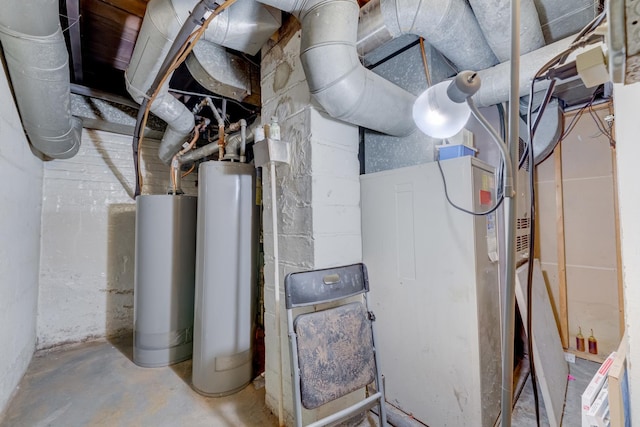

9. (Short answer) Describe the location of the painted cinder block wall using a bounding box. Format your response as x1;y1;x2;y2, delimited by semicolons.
37;130;197;349
260;26;362;424
0;63;43;414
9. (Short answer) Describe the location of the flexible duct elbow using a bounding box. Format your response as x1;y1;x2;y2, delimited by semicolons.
259;0;416;136
0;4;81;159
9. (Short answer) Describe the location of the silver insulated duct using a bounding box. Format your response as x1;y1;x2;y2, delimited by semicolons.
126;0;201;164
257;0;416;136
468;0;545;62
0;0;81;159
380;0;498;71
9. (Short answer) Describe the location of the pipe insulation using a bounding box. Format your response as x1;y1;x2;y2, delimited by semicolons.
473;35;575;107
258;0;416;136
380;0;499;71
0;0;81;159
469;0;545;62
126;0;280;164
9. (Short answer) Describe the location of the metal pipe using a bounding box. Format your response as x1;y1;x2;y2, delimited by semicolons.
473;35;575;107
202;97;226;160
380;0;498;71
179;143;220;164
199;0;281;55
179;117;260;164
127;0;217;169
257;0;416;136
128;0;276;167
0;0;81;158
239;119;247;162
501;0;520;425
468;0;544;62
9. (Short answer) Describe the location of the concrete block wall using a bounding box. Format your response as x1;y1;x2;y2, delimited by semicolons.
261;26;362;425
0;63;43;413
37;129;197;349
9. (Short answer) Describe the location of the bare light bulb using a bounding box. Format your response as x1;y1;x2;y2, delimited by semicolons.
412;80;471;139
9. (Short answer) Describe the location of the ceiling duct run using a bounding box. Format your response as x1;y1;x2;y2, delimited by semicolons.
468;0;546;62
125;0;280;164
257;0;417;136
380;0;498;71
0;0;81;159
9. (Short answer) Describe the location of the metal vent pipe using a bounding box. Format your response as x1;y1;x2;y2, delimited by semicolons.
469;0;545;62
380;0;499;71
0;0;81;159
126;0;280;164
473;35;574;107
257;0;417;136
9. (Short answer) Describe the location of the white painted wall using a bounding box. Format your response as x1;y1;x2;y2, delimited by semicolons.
261;29;361;425
0;65;43;412
536;106;621;356
37;129;196;349
613;83;640;424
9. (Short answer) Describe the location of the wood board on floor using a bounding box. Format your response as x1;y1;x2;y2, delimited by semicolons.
516;259;568;427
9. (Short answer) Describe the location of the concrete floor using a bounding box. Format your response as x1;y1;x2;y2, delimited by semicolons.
0;336;598;427
0;336;277;427
513;356;599;426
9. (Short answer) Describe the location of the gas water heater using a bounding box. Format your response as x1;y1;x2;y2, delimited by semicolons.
192;161;257;396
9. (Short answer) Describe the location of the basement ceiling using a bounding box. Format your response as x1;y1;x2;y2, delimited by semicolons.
60;0;603;111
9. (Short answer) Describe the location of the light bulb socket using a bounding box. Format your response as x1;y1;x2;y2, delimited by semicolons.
447;70;481;103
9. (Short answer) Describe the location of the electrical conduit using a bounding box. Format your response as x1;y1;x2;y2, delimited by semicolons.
468;0;545;62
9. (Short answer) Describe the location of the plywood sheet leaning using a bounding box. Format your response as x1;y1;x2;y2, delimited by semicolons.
516;259;568;427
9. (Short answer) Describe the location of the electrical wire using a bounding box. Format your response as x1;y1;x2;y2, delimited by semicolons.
525;74;541;427
587;101;616;145
559;98;593;142
436;158;504;216
516;10;607;424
